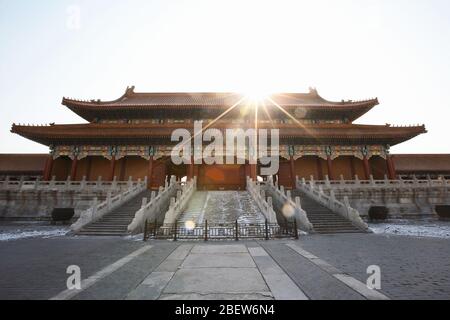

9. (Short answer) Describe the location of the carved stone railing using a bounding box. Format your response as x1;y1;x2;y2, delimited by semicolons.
128;176;180;234
296;177;369;231
246;177;278;224
71;179;147;232
162;177;197;225
301;175;450;217
264;177;313;232
310;174;450;190
0;175;142;192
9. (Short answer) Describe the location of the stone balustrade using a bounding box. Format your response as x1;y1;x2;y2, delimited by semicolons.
71;179;147;232
311;174;449;190
264;177;313;232
128;176;180;234
246;177;278;224
0;175;142;193
301;175;450;217
297;177;369;231
162;177;198;225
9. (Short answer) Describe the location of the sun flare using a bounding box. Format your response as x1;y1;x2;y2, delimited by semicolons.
243;89;271;102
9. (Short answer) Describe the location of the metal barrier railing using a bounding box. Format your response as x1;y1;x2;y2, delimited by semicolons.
143;219;299;241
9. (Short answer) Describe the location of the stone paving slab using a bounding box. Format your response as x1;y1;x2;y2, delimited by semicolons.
163;267;270;295
2;232;450;300
159;293;274;300
126;272;175;300
249;246;308;300
259;241;365;300
191;244;248;254
182;253;256;268
298;234;450;300
286;242;389;300
72;243;178;300
0;237;146;300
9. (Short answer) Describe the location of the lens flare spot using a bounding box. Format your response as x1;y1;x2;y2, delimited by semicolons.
282;203;295;218
185;220;196;230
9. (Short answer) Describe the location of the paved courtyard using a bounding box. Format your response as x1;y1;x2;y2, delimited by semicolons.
0;230;449;300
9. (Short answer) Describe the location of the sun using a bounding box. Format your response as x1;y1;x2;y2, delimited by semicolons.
244;89;270;102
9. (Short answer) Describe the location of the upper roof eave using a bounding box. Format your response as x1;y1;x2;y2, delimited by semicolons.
61;87;379;122
11;123;427;147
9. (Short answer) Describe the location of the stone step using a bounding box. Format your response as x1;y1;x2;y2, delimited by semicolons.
76;189;154;236
307;218;347;221
292;189;364;234
85;225;128;229
77;231;128;236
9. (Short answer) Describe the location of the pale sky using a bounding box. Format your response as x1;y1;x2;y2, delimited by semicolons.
1;0;449;154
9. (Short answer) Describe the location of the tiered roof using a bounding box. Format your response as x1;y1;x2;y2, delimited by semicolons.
11;123;426;146
11;87;426;147
62;87;379;122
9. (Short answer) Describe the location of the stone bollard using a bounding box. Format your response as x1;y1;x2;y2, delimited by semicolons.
286;190;292;201
92;197;98;220
80;176;87;190
107;191;112;208
66;176;71;190
344;196;350;207
330;190;336;201
295;197;302;209
151;191;156;201
141;197;148;208
325;175;331;187
34;178;40;190
50;176;56;188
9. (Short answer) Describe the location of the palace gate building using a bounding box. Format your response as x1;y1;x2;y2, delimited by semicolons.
9;87;431;189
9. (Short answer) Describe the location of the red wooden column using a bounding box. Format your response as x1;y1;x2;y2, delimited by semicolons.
386;155;397;180
250;164;257;181
147;156;154;185
289;156;296;188
350;157;356;179
325;146;334;180
43;155;54;181
147;147;156;188
316;157;324;180
85;157;93;181
326;156;334;180
70;156;78;180
363;156;371;180
109;155;116;181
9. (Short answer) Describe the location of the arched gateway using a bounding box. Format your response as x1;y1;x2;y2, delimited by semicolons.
11;86;426;189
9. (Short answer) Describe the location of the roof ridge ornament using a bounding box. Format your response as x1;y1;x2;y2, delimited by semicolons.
308;87;318;95
125;85;136;96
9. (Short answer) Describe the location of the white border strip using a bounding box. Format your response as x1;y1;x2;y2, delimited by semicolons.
249;246;309;300
286;243;389;300
50;245;153;300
